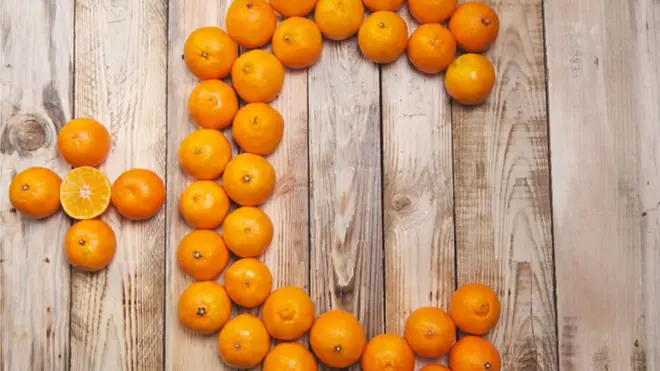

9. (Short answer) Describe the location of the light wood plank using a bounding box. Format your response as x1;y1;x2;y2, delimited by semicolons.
308;35;384;370
71;0;168;369
452;0;557;369
0;0;73;368
381;9;455;370
546;0;659;368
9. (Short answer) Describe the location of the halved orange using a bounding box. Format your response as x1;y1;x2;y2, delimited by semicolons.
60;166;112;220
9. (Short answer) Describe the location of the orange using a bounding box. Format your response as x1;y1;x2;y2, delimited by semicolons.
444;53;496;106
57;117;111;167
8;167;61;219
224;258;273;308
222;153;276;206
408;0;456;24
178;281;232;334
404;307;456;358
448;2;499;52
60;166;111;220
178;129;233;180
362;0;403;11
231;50;285;103
65;219;117;271
272;17;323;69
420;365;451;371
262;286;314;341
358;11;408;64
226;0;277;49
270;0;318;17
361;334;415;371
309;309;366;368
183;26;238;80
111;168;165;220
222;206;274;257
449;335;501;371
263;342;318;371
232;103;284;155
178;181;230;229
217;314;271;368
314;0;364;41
177;230;230;281
407;24;456;74
449;282;501;334
188;79;239;129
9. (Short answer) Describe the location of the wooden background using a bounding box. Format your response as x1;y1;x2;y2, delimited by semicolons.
0;0;658;370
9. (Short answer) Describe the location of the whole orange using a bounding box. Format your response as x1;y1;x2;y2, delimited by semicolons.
309;309;366;368
408;0;457;24
314;0;364;41
111;168;165;220
217;314;271;368
179;181;230;229
226;0;277;49
222;206;274;257
358;11;408;64
420;365;451;371
404;307;456;358
262;286;314;341
232;103;284;155
263;342;318;371
448;2;499;52
222;153;276;206
449;282;500;335
449;335;501;371
183;26;238;80
188;79;239;129
178;281;232;334
65;219;117;271
407;24;456;74
270;0;318;17
9;167;61;219
178;129;233;180
177;230;230;281
362;0;403;11
272;17;323;69
231;50;285;103
361;333;415;371
444;53;496;106
224;258;273;308
57;117;111;167
60;166;112;220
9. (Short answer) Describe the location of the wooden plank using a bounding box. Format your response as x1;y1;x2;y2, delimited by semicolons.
452;0;557;369
381;9;455;370
308;31;384;370
546;0;659;368
0;0;73;369
70;0;167;369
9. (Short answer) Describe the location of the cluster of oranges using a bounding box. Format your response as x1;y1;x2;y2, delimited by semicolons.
8;118;166;271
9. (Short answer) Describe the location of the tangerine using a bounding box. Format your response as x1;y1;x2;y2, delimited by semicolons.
449;335;501;371
448;2;499;52
407;24;456;74
408;0;457;24
232;103;284;155
360;333;415;371
449;282;501;335
272;17;323;69
314;0;364;41
270;0;318;17
177;230;230;281
183;26;238;80
263;342;318;371
222;153;276;206
404;307;456;358
178;181;230;229
231;50;285;103
224;258;273;308
178;281;232;334
226;0;278;49
57;118;111;167
217;314;271;368
309;309;366;368
222;206;274;258
111;168;165;220
9;167;61;219
188;79;239;130
178;129;233;180
65;219;117;271
444;53;496;106
358;11;408;64
362;0;403;11
60;166;112;220
262;286;315;341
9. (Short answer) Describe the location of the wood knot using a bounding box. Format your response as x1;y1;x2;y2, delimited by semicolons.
392;194;412;212
1;113;53;156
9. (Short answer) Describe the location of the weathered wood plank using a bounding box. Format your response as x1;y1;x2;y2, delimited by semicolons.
308;34;384;370
0;0;73;369
546;0;659;368
381;9;455;370
71;0;168;369
452;0;557;369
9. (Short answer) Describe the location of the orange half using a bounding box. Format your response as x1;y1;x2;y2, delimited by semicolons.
60;166;112;220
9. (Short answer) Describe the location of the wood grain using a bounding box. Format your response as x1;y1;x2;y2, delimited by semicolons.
0;0;73;369
452;0;557;369
70;0;167;369
546;0;659;368
308;36;384;370
381;9;455;370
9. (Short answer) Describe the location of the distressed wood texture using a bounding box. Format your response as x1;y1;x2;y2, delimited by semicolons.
381;8;455;370
308;35;384;369
452;0;557;369
0;0;73;369
546;0;660;368
71;0;168;369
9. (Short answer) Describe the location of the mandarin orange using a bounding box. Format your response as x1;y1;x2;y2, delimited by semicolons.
65;219;117;272
9;167;61;219
183;26;238;80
